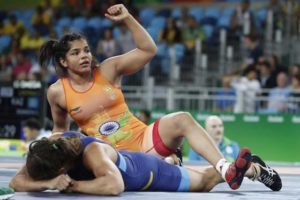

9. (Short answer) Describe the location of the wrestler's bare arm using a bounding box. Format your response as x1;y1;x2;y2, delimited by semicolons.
69;142;124;195
47;81;70;133
9;166;72;192
99;4;157;86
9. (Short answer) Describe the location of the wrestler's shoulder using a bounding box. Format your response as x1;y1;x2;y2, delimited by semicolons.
48;79;64;93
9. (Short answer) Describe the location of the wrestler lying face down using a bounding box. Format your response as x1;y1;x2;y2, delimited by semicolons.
9;131;282;195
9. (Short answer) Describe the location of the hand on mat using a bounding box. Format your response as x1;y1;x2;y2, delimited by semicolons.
105;4;129;22
49;174;73;191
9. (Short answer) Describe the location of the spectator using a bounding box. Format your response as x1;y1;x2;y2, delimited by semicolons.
137;109;151;125
182;15;205;53
0;19;5;35
214;76;236;112
175;6;190;29
115;23;135;54
23;118;51;149
11;26;27;53
243;34;263;65
31;5;52;36
289;64;300;79
257;61;277;109
230;0;255;37
96;28;118;61
0;54;13;81
281;0;300;35
231;65;261;113
266;72;290;113
158;17;182;75
288;74;300;113
189;115;240;163
3;14;24;36
20;31;45;59
265;0;284;32
159;18;182;46
262;54;287;87
267;54;287;75
11;53;32;80
257;61;276;89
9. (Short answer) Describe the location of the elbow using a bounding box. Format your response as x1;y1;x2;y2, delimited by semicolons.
9;178;19;192
149;44;158;56
144;45;157;59
108;179;124;196
110;188;123;196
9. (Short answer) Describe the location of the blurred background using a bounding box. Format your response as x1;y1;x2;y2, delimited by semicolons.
0;0;299;162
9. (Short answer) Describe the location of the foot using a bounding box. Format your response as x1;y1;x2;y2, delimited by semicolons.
225;148;252;190
251;155;282;191
0;187;14;200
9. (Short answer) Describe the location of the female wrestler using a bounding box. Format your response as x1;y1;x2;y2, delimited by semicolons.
10;131;280;195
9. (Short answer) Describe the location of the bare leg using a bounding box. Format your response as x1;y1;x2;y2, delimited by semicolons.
185;162;265;192
142;112;224;166
186;166;223;192
142;112;252;190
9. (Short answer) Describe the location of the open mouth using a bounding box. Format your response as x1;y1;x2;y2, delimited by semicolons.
80;61;90;66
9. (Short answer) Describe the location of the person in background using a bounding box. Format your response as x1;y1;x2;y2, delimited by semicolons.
257;61;277;89
231;65;261;113
230;0;255;38
288;74;300;113
214;76;236;112
256;61;277;109
23;118;51;149
182;15;205;54
3;14;24;36
243;34;263;65
96;27;118;61
289;64;300;80
266;71;290;113
11;52;32;80
189;115;240;163
115;23;135;54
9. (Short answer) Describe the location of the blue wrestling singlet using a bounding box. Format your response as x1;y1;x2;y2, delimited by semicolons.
63;131;190;192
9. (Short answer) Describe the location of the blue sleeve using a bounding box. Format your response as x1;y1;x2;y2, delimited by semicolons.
188;149;204;161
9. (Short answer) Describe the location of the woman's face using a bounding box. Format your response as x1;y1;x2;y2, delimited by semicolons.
61;39;93;75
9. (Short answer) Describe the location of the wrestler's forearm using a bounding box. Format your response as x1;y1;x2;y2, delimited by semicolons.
124;15;157;54
10;173;49;192
71;175;124;195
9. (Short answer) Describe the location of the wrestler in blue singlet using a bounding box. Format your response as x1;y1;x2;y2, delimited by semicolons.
63;131;190;192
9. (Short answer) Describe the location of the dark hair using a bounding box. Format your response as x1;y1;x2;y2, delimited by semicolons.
39;33;87;77
23;118;41;130
293;74;300;82
269;54;279;68
259;61;271;69
243;64;256;76
26;136;82;180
